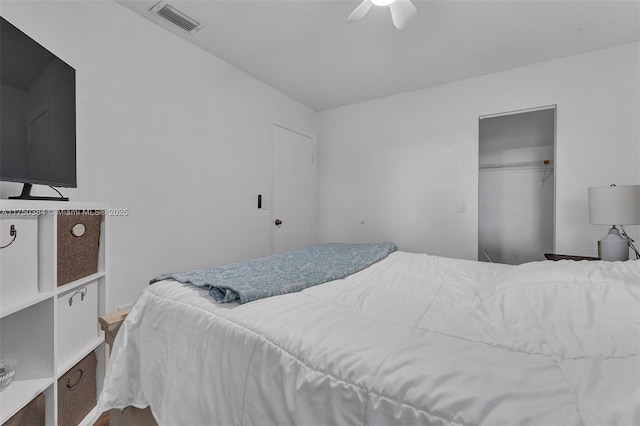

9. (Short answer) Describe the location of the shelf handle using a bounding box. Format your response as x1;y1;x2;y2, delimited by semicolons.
68;287;88;306
70;223;86;237
66;368;84;390
0;224;17;249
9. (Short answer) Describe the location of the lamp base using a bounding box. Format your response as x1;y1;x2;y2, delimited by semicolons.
599;227;629;261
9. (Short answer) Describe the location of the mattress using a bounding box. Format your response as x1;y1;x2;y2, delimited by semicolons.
97;252;640;425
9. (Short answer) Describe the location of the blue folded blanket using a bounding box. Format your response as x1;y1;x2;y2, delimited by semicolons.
150;242;397;304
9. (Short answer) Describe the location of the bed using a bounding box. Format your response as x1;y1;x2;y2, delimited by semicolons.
97;244;640;425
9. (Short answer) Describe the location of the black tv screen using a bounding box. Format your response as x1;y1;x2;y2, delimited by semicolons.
0;17;76;190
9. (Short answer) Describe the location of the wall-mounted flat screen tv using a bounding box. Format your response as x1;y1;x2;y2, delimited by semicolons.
0;16;76;200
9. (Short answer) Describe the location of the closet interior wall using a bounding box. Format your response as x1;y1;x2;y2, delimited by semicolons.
478;107;556;265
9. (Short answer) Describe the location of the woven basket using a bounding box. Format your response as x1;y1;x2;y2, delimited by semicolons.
57;211;102;286
4;392;45;426
58;351;97;426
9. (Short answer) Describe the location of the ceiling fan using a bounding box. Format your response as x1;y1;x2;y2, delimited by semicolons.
347;0;418;29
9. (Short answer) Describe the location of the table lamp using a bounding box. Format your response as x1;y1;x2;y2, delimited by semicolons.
588;184;640;261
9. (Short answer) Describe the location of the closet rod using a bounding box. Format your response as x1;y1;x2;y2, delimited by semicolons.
479;160;553;170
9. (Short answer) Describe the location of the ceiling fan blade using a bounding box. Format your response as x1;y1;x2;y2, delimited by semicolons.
347;0;373;23
389;0;417;29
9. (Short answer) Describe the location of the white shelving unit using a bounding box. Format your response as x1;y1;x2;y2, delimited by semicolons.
0;200;108;426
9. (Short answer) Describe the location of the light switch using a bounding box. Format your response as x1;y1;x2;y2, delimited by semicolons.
457;200;467;213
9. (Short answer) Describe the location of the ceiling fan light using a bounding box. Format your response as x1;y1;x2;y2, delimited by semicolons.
371;0;396;6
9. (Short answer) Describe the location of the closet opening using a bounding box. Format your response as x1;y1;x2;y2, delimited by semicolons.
478;106;556;265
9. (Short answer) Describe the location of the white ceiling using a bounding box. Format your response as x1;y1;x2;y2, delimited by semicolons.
117;0;640;111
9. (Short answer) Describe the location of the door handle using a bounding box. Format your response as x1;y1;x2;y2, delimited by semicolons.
274;219;283;227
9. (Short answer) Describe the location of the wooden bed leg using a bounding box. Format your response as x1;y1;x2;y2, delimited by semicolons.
99;308;131;352
98;309;158;426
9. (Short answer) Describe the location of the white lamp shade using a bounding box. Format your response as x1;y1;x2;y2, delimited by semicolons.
588;185;640;225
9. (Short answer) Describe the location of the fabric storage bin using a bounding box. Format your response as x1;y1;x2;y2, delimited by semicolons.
0;215;38;309
3;392;45;426
57;211;102;286
58;351;96;426
57;282;99;367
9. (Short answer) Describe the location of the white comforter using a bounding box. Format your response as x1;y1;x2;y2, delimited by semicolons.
97;252;640;425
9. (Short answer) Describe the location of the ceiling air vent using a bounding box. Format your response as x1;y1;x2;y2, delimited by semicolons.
150;1;205;34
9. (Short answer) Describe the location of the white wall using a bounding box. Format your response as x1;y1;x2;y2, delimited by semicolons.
317;42;640;259
0;1;316;310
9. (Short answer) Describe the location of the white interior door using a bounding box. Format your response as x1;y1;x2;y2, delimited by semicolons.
271;124;315;254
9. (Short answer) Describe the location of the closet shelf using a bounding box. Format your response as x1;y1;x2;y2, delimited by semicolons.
479;160;554;170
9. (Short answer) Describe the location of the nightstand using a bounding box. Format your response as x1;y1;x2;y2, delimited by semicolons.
544;253;600;261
